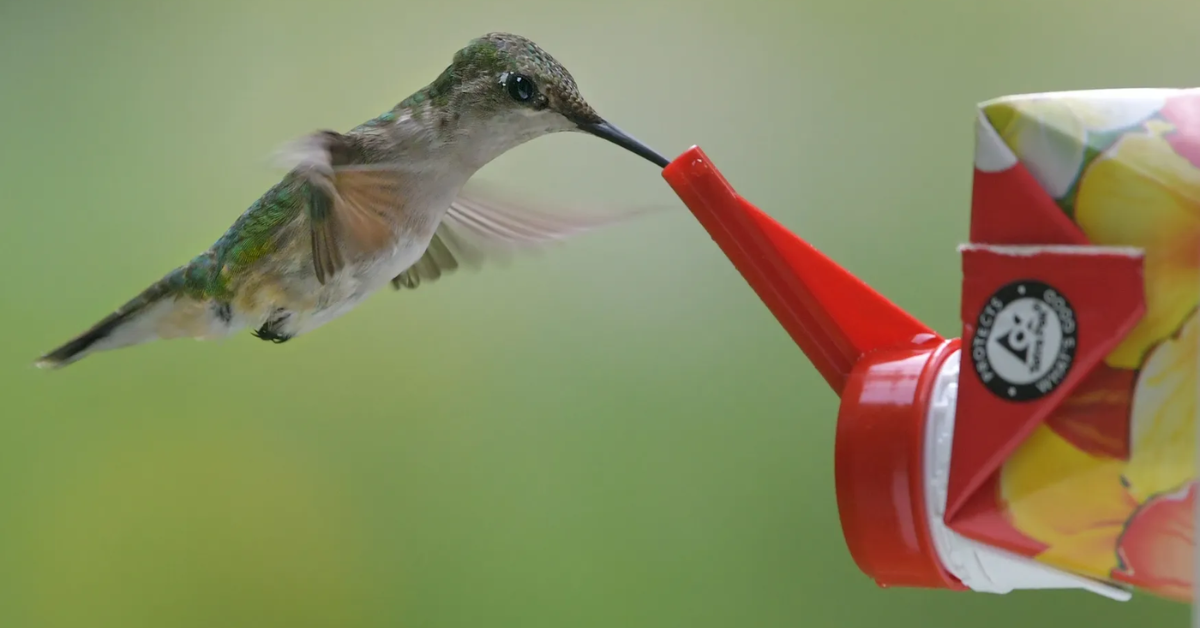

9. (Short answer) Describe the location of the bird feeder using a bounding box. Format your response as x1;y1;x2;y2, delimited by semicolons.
661;88;1200;605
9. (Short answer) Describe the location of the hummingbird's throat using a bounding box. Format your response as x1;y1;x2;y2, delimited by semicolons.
448;108;577;170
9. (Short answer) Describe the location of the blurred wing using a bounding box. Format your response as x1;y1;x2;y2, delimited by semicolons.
390;181;657;291
277;131;402;285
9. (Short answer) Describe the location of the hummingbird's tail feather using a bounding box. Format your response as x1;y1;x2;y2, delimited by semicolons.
35;270;227;369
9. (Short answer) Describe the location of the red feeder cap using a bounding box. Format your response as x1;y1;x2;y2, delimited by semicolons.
834;338;964;589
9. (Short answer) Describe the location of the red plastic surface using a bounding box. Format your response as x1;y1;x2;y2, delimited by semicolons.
662;146;957;589
661;147;939;395
834;338;965;590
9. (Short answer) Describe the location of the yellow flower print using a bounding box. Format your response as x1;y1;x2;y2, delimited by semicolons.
1000;424;1135;579
1074;129;1200;368
1001;310;1198;592
1124;311;1197;502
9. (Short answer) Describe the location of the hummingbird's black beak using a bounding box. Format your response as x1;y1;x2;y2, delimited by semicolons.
577;120;670;168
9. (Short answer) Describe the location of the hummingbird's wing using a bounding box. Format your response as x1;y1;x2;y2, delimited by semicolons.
308;169;404;284
390;181;653;290
278;131;405;284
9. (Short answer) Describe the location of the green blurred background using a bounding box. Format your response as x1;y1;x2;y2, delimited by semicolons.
1;0;1196;626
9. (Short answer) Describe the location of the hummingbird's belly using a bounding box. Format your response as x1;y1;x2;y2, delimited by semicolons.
283;236;430;336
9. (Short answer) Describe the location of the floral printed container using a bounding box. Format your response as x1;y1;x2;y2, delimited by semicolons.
948;88;1199;602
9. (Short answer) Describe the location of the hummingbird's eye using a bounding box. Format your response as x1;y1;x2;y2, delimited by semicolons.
505;74;536;102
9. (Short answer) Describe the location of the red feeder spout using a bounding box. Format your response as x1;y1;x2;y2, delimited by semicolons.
661;147;942;394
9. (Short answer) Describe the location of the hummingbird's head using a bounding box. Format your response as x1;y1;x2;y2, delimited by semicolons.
424;32;669;168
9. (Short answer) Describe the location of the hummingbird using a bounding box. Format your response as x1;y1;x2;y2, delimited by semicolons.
36;32;670;369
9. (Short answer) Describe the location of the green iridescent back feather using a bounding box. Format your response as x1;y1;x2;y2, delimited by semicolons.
169;176;307;301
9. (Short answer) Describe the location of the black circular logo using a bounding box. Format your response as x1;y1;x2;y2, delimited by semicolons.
970;280;1078;402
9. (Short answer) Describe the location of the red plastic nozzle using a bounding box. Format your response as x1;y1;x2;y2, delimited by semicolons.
661;146;940;394
661;146;964;591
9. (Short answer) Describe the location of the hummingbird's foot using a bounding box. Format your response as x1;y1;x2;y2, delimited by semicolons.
251;327;292;343
251;310;293;344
